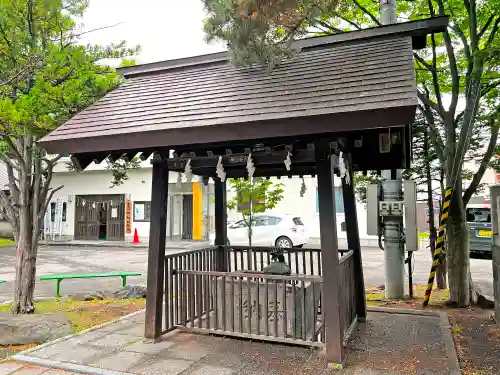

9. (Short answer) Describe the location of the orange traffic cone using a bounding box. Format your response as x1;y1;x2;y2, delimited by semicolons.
131;228;140;244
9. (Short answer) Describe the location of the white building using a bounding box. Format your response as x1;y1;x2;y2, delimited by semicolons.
46;157;373;246
44;154;500;245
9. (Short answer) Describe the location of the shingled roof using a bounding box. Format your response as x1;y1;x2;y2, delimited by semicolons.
40;17;448;155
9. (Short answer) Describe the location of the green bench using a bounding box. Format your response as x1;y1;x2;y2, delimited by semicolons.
40;271;142;297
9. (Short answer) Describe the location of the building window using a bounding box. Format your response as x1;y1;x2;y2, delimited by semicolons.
134;201;152;222
50;202;67;222
50;202;56;222
316;187;344;213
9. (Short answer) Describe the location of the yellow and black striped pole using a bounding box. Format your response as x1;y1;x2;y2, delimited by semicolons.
423;187;453;307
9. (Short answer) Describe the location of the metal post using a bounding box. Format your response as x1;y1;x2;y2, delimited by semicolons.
490;185;500;325
382;174;405;299
380;0;404;299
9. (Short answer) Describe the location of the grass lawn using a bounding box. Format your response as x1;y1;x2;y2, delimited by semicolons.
0;238;15;247
0;298;146;333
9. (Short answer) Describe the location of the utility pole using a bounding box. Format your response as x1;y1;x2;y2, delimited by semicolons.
380;0;404;299
380;0;397;25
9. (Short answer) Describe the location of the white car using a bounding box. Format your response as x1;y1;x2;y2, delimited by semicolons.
210;214;308;248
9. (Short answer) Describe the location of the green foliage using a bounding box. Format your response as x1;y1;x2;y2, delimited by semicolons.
227;178;284;238
203;0;341;66
106;157;141;188
0;0;139;137
353;173;381;203
0;0;138;312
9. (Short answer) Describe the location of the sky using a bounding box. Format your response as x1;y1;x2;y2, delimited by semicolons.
79;0;225;64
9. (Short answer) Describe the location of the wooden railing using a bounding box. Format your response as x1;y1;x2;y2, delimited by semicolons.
338;250;357;337
165;269;323;346
163;246;356;344
223;245;351;276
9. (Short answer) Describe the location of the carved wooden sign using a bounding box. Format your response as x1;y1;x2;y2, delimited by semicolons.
125;200;132;234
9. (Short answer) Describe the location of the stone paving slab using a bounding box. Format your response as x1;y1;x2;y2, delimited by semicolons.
10;308;460;375
0;363;74;375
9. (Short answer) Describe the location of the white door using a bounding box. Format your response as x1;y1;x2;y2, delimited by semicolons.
252;216;274;246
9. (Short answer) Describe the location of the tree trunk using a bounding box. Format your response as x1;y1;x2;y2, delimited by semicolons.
12;188;36;314
247;226;253;269
446;182;470;307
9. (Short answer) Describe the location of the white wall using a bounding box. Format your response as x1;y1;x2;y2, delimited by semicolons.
50;167;197;240
50;163;374;242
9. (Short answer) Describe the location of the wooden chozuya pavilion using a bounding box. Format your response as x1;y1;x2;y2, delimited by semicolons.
40;17;448;367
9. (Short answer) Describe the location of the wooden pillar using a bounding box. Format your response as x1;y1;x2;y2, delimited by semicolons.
145;159;169;340
341;154;367;321
214;178;228;271
315;140;344;367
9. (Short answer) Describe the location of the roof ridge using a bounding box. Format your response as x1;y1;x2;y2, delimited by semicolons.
117;16;448;78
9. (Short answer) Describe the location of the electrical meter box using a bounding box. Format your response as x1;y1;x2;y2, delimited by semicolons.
403;180;418;252
366;181;419;251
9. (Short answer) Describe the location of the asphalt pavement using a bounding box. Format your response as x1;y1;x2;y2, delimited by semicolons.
0;244;493;303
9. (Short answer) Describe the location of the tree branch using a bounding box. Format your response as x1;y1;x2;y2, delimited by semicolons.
430;34;445;112
334;12;361;30
1;135;26;174
413;53;433;71
2;158;20;206
314;20;343;34
436;0;460;116
417;89;446;119
486;16;500;47
352;0;382;26
0;190;17;235
42;186;64;223
449;21;473;78
478;14;495;39
462;111;500;205
418;104;445;163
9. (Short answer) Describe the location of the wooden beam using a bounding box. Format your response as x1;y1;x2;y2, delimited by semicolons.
108;152;125;163
315;139;344;367
70;154;94;171
92;153;109;165
341;153;367;321
166;165;324;178
144;160;169;340
164;150;316;170
123;151;138;162
214;179;228;271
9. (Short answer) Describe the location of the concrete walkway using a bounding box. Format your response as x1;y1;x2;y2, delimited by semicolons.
8;308;460;375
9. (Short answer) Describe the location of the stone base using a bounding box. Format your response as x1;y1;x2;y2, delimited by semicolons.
213;275;320;339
